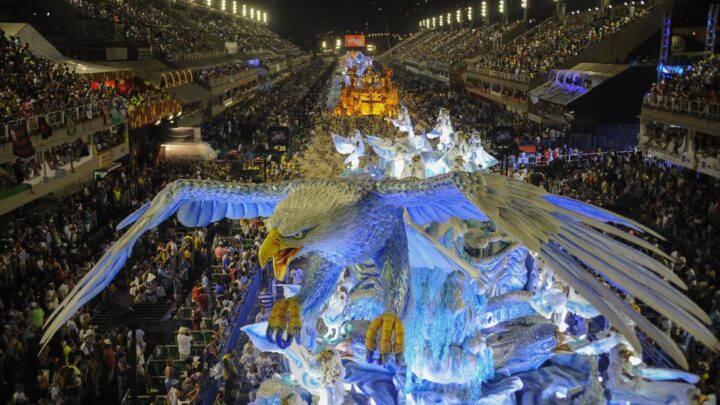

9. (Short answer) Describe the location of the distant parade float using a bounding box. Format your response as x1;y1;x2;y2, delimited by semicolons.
333;52;399;117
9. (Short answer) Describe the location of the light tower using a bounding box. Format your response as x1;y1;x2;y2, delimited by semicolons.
481;1;488;24
554;0;567;20
521;0;528;21
499;0;507;23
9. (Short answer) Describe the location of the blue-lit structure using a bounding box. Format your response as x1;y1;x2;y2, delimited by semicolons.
40;164;719;404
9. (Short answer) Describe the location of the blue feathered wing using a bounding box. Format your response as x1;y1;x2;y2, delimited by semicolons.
375;171;720;370
41;179;291;349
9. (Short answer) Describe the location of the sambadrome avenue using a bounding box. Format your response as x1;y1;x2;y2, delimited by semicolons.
0;0;719;404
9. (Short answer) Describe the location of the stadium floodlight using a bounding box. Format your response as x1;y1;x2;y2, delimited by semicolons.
335;38;341;49
322;40;327;49
467;6;472;21
481;1;487;18
521;0;527;9
439;14;443;26
242;4;247;17
456;9;462;23
426;18;430;27
432;17;436;28
447;12;452;25
263;11;267;23
257;10;262;21
206;0;211;7
250;7;254;19
233;1;237;14
221;0;226;11
499;0;505;13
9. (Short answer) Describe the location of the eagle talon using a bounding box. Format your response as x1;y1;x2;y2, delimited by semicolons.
266;326;277;344
365;313;404;367
277;330;293;349
267;298;302;348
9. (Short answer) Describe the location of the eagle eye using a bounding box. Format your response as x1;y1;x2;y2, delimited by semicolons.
286;229;308;240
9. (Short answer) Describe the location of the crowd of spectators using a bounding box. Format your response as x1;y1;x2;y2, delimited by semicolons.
1;139;90;188
124;86;176;111
92;126;125;152
192;16;297;53
195;63;255;86
65;0;222;58
646;56;720;105
0;28;116;122
470;3;650;80
203;59;335;152
43;139;90;171
390;22;519;65
641;122;720;170
6;158;43;185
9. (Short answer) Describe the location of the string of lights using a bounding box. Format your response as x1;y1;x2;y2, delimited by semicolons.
185;0;268;24
419;4;473;29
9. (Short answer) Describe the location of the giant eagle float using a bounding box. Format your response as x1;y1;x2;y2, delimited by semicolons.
41;171;720;404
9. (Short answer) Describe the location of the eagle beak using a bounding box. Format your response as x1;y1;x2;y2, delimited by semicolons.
259;229;301;281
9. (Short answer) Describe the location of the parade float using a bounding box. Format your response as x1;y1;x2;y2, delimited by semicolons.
333;52;399;118
41;89;718;405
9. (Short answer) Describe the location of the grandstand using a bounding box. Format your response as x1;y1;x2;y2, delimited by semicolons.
0;0;306;213
640;56;720;177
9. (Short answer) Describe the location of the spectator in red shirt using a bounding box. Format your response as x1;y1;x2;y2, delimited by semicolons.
196;287;209;315
191;282;201;303
102;339;116;383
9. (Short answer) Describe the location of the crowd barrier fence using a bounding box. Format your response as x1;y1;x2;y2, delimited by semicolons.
643;94;720;121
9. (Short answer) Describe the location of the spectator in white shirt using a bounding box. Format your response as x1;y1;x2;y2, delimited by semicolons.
176;327;193;360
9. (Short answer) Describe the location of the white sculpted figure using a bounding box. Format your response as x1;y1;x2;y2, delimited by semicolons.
332;130;365;170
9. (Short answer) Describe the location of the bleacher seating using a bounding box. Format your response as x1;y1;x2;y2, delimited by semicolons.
386;22;520;65
190;14;298;52
470;3;653;81
64;0;222;59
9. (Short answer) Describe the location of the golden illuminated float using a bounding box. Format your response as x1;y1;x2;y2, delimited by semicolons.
335;66;398;117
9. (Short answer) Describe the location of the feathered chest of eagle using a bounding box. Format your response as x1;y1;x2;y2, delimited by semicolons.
40;172;719;370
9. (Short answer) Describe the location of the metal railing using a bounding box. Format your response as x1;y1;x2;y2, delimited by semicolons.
166;49;228;62
206;70;258;87
643;94;720;121
466;67;531;84
0;98;125;143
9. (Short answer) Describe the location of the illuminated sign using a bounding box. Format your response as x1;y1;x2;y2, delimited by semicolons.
344;35;366;47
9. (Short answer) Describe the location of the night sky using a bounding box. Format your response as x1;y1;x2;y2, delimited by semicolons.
254;0;717;49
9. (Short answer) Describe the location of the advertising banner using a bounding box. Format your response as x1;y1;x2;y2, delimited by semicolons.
344;35;366;47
